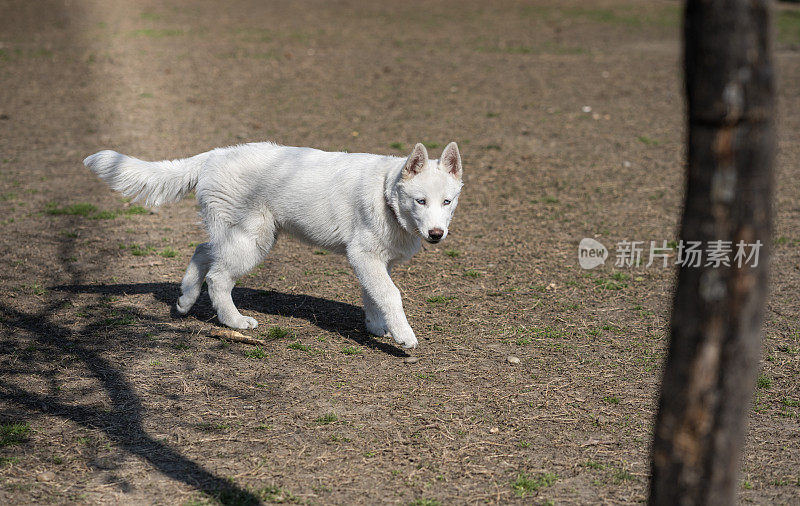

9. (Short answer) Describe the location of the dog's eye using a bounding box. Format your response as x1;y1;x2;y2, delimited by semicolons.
443;199;451;206
415;199;426;205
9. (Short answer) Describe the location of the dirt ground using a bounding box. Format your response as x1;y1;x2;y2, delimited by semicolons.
1;0;799;504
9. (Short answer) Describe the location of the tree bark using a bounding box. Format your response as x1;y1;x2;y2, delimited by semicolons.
649;1;775;505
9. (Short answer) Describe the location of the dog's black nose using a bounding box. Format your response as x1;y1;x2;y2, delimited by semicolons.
428;228;444;242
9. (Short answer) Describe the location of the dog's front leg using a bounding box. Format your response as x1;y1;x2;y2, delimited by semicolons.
347;249;417;349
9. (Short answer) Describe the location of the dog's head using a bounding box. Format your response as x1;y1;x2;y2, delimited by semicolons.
394;142;463;244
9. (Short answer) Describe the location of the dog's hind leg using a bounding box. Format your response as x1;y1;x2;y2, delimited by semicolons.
362;288;389;337
176;242;212;315
206;219;276;329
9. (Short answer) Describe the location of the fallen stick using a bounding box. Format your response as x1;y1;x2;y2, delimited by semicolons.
129;261;163;268
209;328;265;346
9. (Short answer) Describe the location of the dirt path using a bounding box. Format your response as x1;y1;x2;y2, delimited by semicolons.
1;1;799;504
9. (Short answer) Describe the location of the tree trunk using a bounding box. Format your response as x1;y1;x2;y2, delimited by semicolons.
649;1;775;505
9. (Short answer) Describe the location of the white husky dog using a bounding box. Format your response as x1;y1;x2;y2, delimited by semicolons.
84;142;463;349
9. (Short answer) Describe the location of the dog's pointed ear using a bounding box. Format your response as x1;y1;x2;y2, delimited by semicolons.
440;142;462;179
403;143;428;179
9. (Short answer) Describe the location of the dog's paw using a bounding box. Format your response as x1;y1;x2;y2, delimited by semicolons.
175;299;192;315
365;317;390;338
392;328;418;349
221;315;258;330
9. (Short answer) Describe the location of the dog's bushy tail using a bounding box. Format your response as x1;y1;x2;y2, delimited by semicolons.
83;150;205;207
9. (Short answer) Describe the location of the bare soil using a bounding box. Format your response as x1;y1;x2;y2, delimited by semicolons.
1;1;799;504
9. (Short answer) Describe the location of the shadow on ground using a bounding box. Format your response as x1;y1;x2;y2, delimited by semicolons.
0;297;263;504
0;2;263;500
52;282;410;357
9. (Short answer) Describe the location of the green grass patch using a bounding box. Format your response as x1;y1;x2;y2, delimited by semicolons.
781;397;800;408
530;326;565;339
778;10;800;45
234;27;275;42
426;295;456;304
409;500;441;506
129;244;155;256
132;28;184;38
389;142;404;150
160;247;179;258
637;135;660;146
583;460;605;470
341;346;362;355
256;485;304;504
28;283;47;296
513;472;557;497
92;210;117;220
510;325;566;345
445;249;461;258
47;202;149;220
0;422;31;447
315;413;338;425
0;47;57;61
196;422;229;433
0;456;20;466
123;205;148;215
593;277;628;291
288;342;309;352
246;346;267;359
263;326;291;340
101;314;136;327
778;344;799;356
757;374;772;389
46;202;97;217
32;48;55;58
613;468;635;483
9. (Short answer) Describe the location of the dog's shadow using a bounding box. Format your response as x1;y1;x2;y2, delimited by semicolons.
54;282;409;357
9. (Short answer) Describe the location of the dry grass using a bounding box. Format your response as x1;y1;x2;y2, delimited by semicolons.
1;0;799;504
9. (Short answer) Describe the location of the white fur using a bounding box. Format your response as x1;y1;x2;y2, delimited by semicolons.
84;141;463;349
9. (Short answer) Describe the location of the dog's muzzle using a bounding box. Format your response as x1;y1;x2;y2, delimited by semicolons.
426;228;444;243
